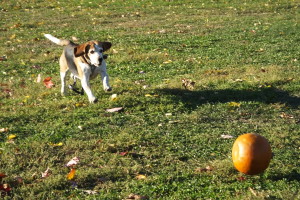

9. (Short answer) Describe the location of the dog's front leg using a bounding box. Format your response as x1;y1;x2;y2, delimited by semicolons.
81;68;97;103
100;62;112;91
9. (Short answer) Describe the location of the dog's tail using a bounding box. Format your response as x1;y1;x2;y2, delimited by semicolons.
44;34;71;46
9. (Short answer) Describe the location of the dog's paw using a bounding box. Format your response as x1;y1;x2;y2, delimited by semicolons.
61;91;67;96
89;97;98;103
105;87;112;92
93;98;98;103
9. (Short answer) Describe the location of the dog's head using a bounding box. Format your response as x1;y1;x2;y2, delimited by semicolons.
74;41;112;66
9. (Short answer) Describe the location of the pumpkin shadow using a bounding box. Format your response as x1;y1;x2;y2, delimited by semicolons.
268;169;300;182
156;86;300;111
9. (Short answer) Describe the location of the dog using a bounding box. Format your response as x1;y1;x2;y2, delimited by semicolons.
44;34;112;103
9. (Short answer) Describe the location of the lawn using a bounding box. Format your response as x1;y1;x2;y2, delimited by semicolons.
0;0;300;199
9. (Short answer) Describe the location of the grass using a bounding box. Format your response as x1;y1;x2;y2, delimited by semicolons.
0;0;300;199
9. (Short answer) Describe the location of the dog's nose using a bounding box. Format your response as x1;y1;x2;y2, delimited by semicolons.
99;58;103;64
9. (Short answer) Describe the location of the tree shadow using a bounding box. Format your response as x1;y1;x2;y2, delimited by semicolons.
156;86;300;110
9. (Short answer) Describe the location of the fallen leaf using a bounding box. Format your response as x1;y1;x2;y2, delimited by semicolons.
71;36;78;42
0;128;9;133
36;74;41;83
110;94;118;101
3;88;13;97
135;174;147;180
279;112;294;119
0;183;11;194
168;120;180;124
145;94;159;97
0;173;6;179
0;56;7;61
233;79;244;82
237;176;246;181
67;168;76;180
6;140;15;144
49;142;63;147
163;59;172;64
182;78;195;90
195;166;213;173
119;152;128;156
106;107;123;113
75;102;86;107
112;49;118;54
221;134;234;139
10;34;16;40
228;102;241;107
19;79;26;88
249;187;258;196
126;193;149;200
83;190;98;195
10;23;21;29
7;134;16;140
41;167;51;178
96;139;103;144
15;176;23;184
43;77;55;88
66;157;80;167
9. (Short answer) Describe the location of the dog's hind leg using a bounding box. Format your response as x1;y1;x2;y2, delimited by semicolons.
68;75;84;95
69;74;77;88
60;70;68;96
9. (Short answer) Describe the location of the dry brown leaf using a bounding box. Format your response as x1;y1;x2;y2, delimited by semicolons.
67;168;76;180
15;176;23;184
125;193;149;200
106;107;123;113
135;174;147;180
83;190;98;195
41;167;51;178
182;78;195;90
36;74;41;83
195;166;213;173
66;157;80;167
221;134;234;139
279;112;294;119
43;77;55;88
249;187;258;196
0;128;9;133
0;56;7;61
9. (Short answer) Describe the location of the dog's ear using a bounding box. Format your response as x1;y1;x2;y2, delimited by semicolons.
74;43;91;57
96;42;112;52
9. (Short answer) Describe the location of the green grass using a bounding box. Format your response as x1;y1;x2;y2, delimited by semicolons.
1;0;300;199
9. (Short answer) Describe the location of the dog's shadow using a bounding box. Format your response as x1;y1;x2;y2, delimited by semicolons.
156;86;300;110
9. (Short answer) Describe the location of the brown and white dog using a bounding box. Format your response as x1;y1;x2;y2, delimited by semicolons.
44;34;112;103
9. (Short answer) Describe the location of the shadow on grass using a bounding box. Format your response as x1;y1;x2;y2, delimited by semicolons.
157;86;300;110
269;169;300;182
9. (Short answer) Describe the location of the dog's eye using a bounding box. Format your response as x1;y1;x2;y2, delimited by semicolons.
90;50;95;54
99;49;103;53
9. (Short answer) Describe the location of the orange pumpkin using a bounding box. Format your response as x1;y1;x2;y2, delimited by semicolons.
232;133;272;175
